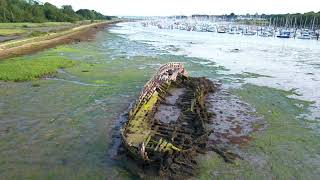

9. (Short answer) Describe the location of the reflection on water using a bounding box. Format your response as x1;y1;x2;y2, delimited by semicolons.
0;23;320;179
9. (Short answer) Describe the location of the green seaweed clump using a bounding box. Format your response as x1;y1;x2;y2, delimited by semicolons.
0;56;76;81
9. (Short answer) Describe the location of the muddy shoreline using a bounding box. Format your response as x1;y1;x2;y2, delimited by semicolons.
0;20;122;60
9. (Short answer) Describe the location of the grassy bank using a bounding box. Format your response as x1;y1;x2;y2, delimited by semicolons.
0;22;72;29
0;55;75;81
0;21;108;49
0;21;99;37
0;22;76;40
0;20;121;59
0;20;118;82
0;29;27;36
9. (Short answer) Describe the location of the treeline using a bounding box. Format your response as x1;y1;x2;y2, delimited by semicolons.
0;0;113;23
234;12;320;29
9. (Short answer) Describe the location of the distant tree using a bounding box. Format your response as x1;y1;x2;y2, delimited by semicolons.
76;9;109;20
0;0;9;22
61;5;74;13
227;13;236;19
31;5;46;22
0;0;113;23
76;9;95;20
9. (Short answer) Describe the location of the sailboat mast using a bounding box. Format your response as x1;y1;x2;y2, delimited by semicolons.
312;16;315;31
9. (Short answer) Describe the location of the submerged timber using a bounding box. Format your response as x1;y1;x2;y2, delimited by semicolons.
121;63;239;177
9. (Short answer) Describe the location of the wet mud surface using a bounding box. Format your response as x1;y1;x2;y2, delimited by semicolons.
154;88;185;123
207;88;266;148
0;35;21;43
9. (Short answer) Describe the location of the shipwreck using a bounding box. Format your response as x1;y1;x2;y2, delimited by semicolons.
121;62;238;177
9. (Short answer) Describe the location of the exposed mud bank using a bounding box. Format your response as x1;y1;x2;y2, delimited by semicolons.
207;87;266;148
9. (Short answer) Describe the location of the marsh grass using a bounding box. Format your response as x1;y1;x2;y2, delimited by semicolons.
28;31;47;37
0;22;72;29
0;56;76;81
0;29;27;36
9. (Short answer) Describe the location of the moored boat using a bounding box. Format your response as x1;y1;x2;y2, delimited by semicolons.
217;26;227;33
277;31;292;38
243;31;256;36
297;30;313;39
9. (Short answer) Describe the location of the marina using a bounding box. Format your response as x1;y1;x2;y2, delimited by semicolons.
139;17;320;40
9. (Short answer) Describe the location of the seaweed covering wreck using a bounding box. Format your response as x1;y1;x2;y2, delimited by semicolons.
121;63;239;177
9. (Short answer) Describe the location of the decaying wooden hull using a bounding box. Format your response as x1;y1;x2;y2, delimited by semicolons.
121;63;220;177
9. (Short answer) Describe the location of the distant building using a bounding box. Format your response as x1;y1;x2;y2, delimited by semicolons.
168;16;188;20
191;14;210;20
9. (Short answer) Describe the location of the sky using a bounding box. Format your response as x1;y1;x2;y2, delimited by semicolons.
43;0;320;16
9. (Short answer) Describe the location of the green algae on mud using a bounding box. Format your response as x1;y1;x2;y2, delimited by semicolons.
0;42;171;179
197;84;320;179
0;44;98;82
0;56;76;81
49;45;85;54
0;80;126;179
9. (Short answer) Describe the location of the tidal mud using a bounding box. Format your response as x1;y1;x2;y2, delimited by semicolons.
207;87;266;148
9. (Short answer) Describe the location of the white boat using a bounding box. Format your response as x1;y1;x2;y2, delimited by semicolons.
206;25;216;32
297;31;313;40
228;27;238;34
217;26;227;33
277;31;291;38
243;31;256;36
259;31;273;37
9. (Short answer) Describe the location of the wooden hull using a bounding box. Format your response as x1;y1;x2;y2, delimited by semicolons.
121;63;217;177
